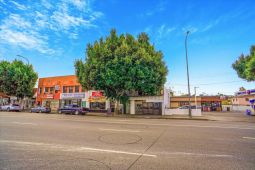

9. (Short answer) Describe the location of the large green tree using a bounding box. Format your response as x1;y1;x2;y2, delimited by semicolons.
232;45;255;81
75;29;168;114
0;59;38;99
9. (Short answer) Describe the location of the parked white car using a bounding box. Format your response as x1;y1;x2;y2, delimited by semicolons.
1;104;22;112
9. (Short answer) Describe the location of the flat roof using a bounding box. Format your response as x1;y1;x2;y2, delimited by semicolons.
39;75;76;79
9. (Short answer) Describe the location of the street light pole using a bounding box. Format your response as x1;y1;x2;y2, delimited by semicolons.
194;86;199;109
17;55;29;65
185;31;192;118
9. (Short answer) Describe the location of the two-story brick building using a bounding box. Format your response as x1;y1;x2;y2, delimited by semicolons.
36;75;85;111
36;75;111;112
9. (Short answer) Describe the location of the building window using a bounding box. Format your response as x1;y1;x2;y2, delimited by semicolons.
69;86;73;93
45;87;49;93
63;86;68;93
39;88;42;94
50;87;54;94
75;86;80;93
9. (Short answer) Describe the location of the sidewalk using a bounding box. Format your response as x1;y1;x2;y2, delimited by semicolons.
86;111;255;122
86;112;211;121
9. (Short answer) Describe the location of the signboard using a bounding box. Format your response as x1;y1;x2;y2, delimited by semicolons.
60;93;85;99
89;91;105;102
236;89;255;96
45;94;54;99
92;91;103;97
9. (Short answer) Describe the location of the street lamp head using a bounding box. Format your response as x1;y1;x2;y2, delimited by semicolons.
186;31;190;35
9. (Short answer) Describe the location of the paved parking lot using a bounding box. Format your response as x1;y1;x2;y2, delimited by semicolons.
0;112;255;170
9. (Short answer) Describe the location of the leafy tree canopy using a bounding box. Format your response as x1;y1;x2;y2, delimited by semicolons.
75;29;168;105
0;59;38;98
232;45;255;81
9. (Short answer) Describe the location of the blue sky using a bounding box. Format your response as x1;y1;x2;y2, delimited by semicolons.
0;0;254;95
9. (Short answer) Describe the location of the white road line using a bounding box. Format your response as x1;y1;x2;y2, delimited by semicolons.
242;137;255;140
0;140;156;158
99;128;140;133
12;122;37;126
163;152;233;158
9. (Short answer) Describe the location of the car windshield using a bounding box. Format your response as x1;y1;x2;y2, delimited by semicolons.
12;104;19;106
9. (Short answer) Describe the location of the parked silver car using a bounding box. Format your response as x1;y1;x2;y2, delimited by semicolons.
1;104;22;112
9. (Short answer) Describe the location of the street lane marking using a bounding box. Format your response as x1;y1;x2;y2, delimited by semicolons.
242;137;255;140
163;152;233;158
99;128;140;133
12;122;37;126
0;140;234;159
0;140;156;158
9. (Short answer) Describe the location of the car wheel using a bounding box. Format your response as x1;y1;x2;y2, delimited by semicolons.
7;108;10;112
75;110;79;115
39;110;42;113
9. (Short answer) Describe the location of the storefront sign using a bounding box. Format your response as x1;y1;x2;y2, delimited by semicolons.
92;91;103;97
89;91;105;102
45;94;54;99
60;93;85;99
236;89;255;96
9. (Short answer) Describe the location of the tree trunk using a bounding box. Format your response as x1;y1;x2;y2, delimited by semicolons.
123;102;126;114
114;100;120;116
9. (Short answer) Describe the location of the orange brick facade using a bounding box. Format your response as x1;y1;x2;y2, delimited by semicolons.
36;75;83;108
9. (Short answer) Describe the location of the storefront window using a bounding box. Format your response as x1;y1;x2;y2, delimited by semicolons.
90;102;106;110
75;86;80;93
60;99;82;108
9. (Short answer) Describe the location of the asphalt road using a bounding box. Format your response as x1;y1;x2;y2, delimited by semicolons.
0;112;255;170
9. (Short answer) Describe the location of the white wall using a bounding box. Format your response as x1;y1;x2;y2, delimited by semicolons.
222;105;252;112
164;109;202;116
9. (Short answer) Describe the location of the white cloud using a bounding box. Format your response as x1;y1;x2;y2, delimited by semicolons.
51;10;93;30
10;0;27;10
139;1;167;18
41;0;53;9
182;26;198;34
142;24;176;44
0;29;54;54
158;25;175;36
67;0;88;10
0;0;104;54
0;14;54;54
2;14;32;29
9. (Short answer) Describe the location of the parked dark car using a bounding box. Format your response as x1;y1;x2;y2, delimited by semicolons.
58;104;88;115
31;106;51;113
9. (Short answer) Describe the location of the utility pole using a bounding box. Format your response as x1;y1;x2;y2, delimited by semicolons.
17;55;29;65
185;31;192;118
194;86;199;109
